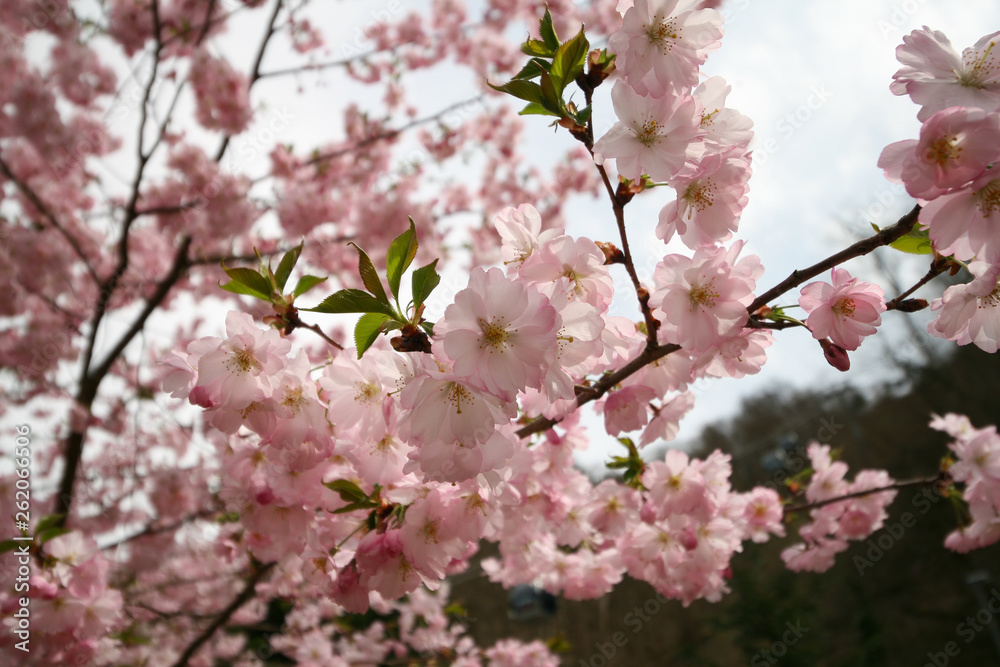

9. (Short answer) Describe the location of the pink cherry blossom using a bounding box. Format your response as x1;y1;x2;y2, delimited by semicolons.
878;106;1000;200
608;0;724;96
436;267;559;399
798;267;886;351
891;27;1000;121
656;149;752;249
927;261;1000;352
920;171;1000;262
592;80;702;182
650;241;762;352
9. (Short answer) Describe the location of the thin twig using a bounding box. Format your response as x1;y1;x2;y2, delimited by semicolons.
213;0;284;163
748;204;922;314
885;259;948;311
0;156;101;285
784;475;941;514
168;561;276;667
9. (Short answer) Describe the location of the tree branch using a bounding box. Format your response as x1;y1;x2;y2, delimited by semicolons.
784;474;942;514
748;204;922;314
0;155;101;285
168;561;276;667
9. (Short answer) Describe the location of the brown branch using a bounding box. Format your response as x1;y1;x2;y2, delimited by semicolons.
885;258;948;311
292;318;344;350
168;561;276;667
784;475;941;514
748;204;922;314
0;155;101;285
516;342;681;438
213;0;284;163
55;237;193;526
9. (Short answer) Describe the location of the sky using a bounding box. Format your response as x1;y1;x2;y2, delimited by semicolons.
62;0;1000;476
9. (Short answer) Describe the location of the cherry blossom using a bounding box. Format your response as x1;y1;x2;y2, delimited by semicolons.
798;267;886;351
878;106;1000;200
592;80;702;182
891;27;1000;121
608;0;724;96
436;267;559;400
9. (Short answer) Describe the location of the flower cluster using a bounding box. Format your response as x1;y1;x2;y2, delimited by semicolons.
932;414;1000;552
879;27;1000;352
780;444;897;573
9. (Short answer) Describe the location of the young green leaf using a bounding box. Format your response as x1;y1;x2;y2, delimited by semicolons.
513;58;550;81
219;279;271;300
518;102;561;117
293;274;327;298
323;479;368;503
411;259;441;311
303;289;396;316
550;26;589;93
355;312;391;358
888;226;934;255
349;242;389;303
537;69;564;115
539;7;559;51
521;38;554;58
274;241;303;292
34;513;66;534
488;79;547;107
385;218;419;298
221;265;275;299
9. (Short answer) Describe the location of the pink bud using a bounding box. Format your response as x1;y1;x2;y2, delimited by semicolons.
819;339;850;372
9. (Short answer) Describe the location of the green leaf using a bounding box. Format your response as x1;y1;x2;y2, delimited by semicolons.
513;58;550;81
293;274;327;297
37;526;70;544
222;265;274;300
889;226;934;255
539;7;559;51
349;242;389;304
331;501;377;515
219;279;270;300
303;289;395;317
274;242;303;292
0;539;21;555
355;312;391;358
537;70;564;115
323;479;367;503
550;26;589;93
521;38;554;58
573;105;592;126
488;79;546;107
385;218;419;299
411;259;441;310
34;513;65;534
518;102;561;117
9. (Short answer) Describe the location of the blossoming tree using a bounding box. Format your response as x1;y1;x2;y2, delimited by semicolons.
1;0;999;665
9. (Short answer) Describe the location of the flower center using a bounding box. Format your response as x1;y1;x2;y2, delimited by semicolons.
684;180;715;212
636;118;661;147
833;297;856;317
925;135;962;166
959;39;998;88
689;281;720;308
354;381;379;405
975;179;1000;216
646;16;680;53
446;382;473;415
282;386;304;411
701;108;720;128
226;348;259;374
479;317;510;350
981;282;1000;309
